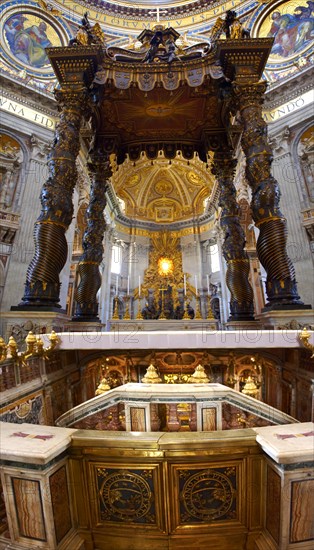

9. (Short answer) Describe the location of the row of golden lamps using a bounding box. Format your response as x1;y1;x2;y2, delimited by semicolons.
0;331;59;365
0;327;312;367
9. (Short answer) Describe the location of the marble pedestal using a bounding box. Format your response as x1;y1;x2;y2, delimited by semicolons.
0;422;84;550
255;308;314;329
108;318;220;332
225;320;263;331
254;422;314;550
0;311;71;342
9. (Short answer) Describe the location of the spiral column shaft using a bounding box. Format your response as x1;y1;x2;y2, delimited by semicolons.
234;83;302;307
20;90;89;308
212;151;254;321
73;153;111;321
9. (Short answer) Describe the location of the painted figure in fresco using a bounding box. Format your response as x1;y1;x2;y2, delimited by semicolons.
5;16;52;67
4;15;27;49
267;2;314;57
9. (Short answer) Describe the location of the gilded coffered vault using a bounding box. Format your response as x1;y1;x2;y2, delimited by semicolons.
112;152;215;223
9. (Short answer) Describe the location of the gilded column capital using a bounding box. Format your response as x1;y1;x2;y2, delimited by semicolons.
87;152;112;181
232;81;268;108
211;152;237;182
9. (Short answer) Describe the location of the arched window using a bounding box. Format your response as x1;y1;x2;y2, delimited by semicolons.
209;244;219;273
111;244;122;274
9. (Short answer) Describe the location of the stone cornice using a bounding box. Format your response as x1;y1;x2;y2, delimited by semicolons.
0;78;57;118
265;67;314;110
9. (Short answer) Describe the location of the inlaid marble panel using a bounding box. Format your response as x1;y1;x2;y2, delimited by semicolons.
130;407;146;431
50;466;72;544
266;466;281;544
290;479;314;543
202;408;216;431
12;477;46;541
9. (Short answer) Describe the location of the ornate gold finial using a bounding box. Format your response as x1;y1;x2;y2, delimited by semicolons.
194;297;203;320
188;364;209;384
69;12;106;46
142;364;162;383
0;336;6;362
206;296;215;320
241;376;258;398
0;330;59;365
299;327;314;358
112;296;119;320
95;377;111;395
136;295;143;319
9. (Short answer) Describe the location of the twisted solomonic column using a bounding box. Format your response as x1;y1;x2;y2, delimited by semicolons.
212;151;254;321
234;83;303;308
73;152;111;321
20;89;90;308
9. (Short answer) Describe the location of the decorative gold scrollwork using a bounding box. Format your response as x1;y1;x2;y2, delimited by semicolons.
299;327;314;358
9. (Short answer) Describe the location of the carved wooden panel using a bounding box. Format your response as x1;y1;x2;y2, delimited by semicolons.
170;462;240;531
90;463;164;532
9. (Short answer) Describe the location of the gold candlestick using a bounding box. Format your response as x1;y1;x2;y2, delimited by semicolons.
182;294;190;319
112;296;119;320
123;295;131;320
159;287;167;320
195;295;202;319
206;295;215;320
136;295;143;319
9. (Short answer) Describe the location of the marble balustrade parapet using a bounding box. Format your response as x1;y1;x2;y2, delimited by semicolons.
253;422;314;466
56;382;297;430
0;421;77;466
1;420;312;469
38;328;314;350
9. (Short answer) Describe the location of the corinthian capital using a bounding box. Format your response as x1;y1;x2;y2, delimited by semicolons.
233;81;267;110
